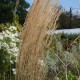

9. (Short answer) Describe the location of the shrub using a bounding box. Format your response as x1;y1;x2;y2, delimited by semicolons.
0;25;20;79
45;33;80;80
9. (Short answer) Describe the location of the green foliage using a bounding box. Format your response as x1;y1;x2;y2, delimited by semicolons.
46;33;80;80
57;9;80;29
0;22;22;32
0;0;30;25
60;71;78;80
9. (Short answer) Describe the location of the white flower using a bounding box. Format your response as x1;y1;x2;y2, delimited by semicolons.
13;53;18;57
13;32;18;37
10;47;19;53
10;33;15;38
2;31;5;34
12;68;16;74
15;38;21;42
1;42;9;49
2;31;9;37
10;60;14;64
0;33;3;40
9;33;18;39
11;38;16;42
10;42;16;47
5;30;11;34
7;49;11;54
12;68;16;72
9;26;17;31
0;25;20;63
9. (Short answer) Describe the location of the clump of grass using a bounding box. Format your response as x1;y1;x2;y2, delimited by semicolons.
16;0;61;80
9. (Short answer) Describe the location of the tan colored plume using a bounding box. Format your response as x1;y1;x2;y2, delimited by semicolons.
16;0;61;80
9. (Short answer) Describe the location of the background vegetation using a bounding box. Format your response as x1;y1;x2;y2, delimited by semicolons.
58;7;80;29
46;33;80;80
0;0;30;25
0;0;30;79
0;0;80;80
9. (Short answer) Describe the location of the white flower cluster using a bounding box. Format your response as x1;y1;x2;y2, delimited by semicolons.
0;26;20;63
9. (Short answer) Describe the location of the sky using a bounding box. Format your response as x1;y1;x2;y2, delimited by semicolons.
26;0;80;11
60;0;80;11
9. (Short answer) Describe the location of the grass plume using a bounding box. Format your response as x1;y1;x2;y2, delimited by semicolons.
16;0;61;80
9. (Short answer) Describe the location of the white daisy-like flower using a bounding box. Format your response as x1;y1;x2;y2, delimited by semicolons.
11;38;16;42
10;60;14;64
14;32;18;37
9;26;17;31
0;33;3;40
15;38;21;42
10;47;19;53
5;30;11;34
2;31;10;37
1;42;9;49
10;42;16;47
12;68;16;74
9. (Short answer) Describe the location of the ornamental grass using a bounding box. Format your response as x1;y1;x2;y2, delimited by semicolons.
16;0;61;80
